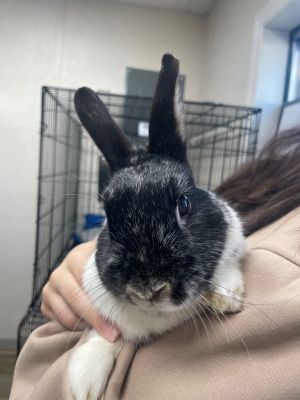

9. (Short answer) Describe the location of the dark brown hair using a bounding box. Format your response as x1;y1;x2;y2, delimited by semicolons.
216;127;300;236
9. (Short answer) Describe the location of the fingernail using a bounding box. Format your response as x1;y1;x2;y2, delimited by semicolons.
107;327;119;342
95;319;120;342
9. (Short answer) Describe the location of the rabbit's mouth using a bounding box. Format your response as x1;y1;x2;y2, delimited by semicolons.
123;282;199;314
125;296;185;316
124;293;202;318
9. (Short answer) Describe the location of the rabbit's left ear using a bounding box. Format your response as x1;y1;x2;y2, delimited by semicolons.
148;54;186;162
74;87;131;173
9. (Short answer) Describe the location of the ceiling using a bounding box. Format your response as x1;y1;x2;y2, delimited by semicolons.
267;0;300;30
108;0;216;15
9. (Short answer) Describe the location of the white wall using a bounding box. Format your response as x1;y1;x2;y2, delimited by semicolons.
202;0;268;105
0;0;205;339
251;0;300;149
202;0;300;151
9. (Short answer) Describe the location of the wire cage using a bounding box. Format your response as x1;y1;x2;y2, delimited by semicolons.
17;86;261;352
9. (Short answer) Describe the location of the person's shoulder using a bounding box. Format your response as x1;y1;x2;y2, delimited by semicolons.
247;207;300;267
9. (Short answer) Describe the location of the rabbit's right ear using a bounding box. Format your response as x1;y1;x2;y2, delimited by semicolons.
74;87;131;173
148;54;186;163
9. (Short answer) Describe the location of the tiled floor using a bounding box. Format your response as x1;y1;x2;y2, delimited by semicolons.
0;350;16;400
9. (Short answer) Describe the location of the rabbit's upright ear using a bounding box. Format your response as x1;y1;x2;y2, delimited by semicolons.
74;87;131;173
148;54;186;162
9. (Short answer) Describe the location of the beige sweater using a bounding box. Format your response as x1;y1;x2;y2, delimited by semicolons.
10;208;300;400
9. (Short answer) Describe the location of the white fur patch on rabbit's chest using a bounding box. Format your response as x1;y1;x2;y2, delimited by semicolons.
68;253;244;400
83;256;187;341
68;257;188;400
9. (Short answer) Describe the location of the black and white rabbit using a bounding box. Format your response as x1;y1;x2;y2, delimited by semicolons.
68;54;245;400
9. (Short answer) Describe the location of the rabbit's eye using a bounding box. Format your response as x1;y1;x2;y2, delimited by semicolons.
177;195;190;217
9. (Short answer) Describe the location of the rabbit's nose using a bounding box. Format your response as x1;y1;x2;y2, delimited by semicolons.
148;283;168;301
128;283;168;302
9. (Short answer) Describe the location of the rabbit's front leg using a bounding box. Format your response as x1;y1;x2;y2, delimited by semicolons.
68;329;122;400
205;262;245;314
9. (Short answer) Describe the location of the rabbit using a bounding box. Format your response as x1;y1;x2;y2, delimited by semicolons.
68;54;245;400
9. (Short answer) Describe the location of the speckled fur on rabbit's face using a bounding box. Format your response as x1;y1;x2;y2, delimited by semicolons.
96;157;228;312
74;54;243;316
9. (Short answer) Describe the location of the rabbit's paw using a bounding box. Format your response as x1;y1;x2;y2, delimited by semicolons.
205;284;244;314
205;265;244;314
68;331;122;400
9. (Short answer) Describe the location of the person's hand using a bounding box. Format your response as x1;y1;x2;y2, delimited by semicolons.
41;240;119;342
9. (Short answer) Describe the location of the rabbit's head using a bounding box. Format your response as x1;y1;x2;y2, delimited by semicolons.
74;54;243;313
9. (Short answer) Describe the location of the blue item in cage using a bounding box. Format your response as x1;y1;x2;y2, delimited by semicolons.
72;232;83;246
83;214;106;230
72;214;106;246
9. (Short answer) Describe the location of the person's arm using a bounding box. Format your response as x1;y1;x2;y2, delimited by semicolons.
41;240;119;342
